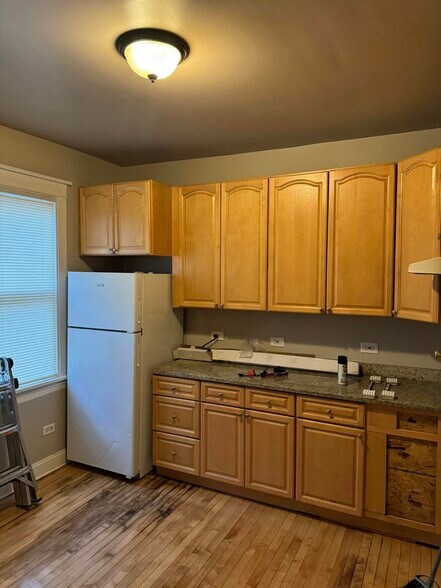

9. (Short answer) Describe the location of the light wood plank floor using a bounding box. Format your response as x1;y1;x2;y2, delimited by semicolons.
0;464;440;587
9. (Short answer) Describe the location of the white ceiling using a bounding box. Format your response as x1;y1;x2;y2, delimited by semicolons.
1;0;440;165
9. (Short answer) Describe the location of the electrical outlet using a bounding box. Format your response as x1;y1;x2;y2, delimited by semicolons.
43;423;56;436
360;342;379;354
270;337;285;347
211;331;224;341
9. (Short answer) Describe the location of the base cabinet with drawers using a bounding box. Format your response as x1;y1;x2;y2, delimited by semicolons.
152;375;441;545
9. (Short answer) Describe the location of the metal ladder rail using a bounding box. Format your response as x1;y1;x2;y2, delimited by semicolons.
0;357;41;508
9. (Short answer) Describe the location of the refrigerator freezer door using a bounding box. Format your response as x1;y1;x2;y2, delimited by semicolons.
67;327;140;477
68;272;142;332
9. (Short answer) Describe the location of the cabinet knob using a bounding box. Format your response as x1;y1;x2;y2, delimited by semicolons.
319;307;325;313
171;386;177;391
266;399;272;408
171;451;177;458
246;413;251;421
214;304;218;308
326;408;334;418
107;247;112;253
218;392;224;399
219;303;224;309
358;434;363;440
326;307;332;313
392;310;397;317
171;415;177;421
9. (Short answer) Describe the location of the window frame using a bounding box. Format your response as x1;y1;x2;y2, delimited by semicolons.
0;164;69;393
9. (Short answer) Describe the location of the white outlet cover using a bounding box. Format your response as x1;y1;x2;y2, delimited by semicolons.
270;337;285;347
360;342;379;354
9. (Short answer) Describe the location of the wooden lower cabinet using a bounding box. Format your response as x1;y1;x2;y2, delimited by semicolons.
153;431;200;475
245;410;294;498
200;403;245;486
366;407;440;531
296;419;364;516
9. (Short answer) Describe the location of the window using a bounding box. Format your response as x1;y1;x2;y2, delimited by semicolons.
0;191;60;388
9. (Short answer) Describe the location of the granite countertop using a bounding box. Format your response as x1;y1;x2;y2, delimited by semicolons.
153;360;441;412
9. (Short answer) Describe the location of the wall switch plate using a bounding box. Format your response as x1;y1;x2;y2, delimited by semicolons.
43;423;55;436
270;337;285;347
211;331;224;341
360;342;379;354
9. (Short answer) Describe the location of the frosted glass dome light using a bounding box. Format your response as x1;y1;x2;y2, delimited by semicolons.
116;29;190;83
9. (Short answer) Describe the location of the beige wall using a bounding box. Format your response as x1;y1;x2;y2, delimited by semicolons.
0;125;126;470
2;124;441;472
120;128;441;185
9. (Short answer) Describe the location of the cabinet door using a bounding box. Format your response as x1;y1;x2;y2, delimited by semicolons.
296;419;364;516
114;181;149;254
268;173;328;313
327;165;395;316
245;410;294;498
201;403;244;486
172;184;221;308
395;149;441;322
221;179;268;310
79;184;113;255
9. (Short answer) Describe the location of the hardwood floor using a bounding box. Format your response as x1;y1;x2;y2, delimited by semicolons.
0;464;439;587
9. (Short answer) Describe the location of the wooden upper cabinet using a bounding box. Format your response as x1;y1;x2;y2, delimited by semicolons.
80;180;171;256
79;184;114;255
327;165;396;316
296;419;364;516
221;178;268;310
268;172;328;313
114;181;171;256
172;183;221;308
394;149;441;323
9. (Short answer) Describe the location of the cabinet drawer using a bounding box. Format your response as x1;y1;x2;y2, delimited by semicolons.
397;412;438;435
386;468;436;526
201;382;245;407
152;376;200;400
388;436;437;477
153;396;200;438
297;396;364;427
153;432;200;475
246;389;295;416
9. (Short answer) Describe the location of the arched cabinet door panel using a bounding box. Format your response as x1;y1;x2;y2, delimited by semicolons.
221;178;268;310
327;165;395;316
268;172;328;313
395;149;441;323
79;184;114;255
172;183;221;308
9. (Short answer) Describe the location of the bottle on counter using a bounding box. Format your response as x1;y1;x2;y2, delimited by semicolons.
337;355;348;386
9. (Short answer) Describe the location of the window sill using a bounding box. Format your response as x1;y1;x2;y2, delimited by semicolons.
17;376;67;402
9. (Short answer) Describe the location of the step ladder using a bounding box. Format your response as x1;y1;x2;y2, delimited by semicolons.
0;357;41;508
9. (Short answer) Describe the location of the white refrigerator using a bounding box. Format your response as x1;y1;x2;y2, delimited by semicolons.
67;272;182;478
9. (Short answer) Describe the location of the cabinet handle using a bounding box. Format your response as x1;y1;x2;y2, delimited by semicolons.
219;304;224;309
392;310;397;317
319;307;325;313
171;451;177;458
326;408;334;418
171;415;177;421
326;307;332;313
112;248;118;254
240;412;245;420
266;399;272;408
246;413;251;421
358;434;363;440
171;386;177;392
218;392;224;399
214;304;219;308
107;247;112;253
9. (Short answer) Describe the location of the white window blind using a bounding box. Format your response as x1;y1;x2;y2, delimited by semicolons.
0;191;59;388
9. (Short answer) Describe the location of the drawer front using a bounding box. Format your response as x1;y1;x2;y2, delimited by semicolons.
297;396;364;427
152;376;200;400
246;389;295;416
386;468;436;526
153;432;200;475
153;396;200;438
397;412;438;435
201;382;245;407
388;436;437;477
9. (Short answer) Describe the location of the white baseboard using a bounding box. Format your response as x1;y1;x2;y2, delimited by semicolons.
0;449;67;501
33;449;67;480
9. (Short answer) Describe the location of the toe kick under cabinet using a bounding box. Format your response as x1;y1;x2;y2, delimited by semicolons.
152;375;441;545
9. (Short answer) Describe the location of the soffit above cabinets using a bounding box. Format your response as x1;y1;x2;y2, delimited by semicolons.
0;0;440;166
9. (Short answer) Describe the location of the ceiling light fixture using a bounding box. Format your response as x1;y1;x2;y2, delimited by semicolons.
115;28;190;83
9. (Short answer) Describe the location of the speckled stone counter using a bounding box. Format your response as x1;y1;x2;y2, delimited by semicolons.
153;360;441;412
